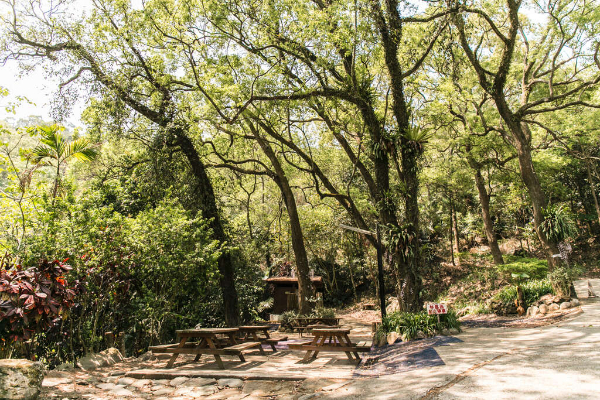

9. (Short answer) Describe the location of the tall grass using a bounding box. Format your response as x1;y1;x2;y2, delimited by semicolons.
378;310;461;341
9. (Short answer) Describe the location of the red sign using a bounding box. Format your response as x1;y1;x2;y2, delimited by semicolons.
427;303;448;315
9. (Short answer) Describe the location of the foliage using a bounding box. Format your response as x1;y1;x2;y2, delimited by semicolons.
0;257;84;350
540;205;578;243
379;310;461;341
490;279;554;308
548;266;581;298
309;307;336;319
497;257;548;281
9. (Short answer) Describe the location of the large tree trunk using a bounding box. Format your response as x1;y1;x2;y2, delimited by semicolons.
450;198;460;256
586;162;600;228
174;129;240;326
493;100;560;267
249;123;313;314
469;162;504;265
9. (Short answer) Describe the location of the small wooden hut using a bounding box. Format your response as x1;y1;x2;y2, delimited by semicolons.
265;276;324;314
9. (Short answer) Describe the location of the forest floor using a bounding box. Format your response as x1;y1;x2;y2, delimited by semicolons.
40;279;600;399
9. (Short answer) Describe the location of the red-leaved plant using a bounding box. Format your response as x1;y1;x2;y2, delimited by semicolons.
0;257;84;342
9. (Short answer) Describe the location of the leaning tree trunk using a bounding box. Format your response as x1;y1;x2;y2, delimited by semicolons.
470;162;504;265
174;129;240;326
450;197;460;257
249;124;313;314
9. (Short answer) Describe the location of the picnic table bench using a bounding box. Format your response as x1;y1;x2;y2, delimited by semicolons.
288;328;372;362
292;317;340;336
237;325;288;352
149;328;261;369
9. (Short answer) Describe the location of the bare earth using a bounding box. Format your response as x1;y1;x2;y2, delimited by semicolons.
40;279;600;399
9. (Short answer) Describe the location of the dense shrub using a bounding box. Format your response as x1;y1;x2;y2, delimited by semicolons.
497;256;548;280
490;279;554;308
378;310;461;341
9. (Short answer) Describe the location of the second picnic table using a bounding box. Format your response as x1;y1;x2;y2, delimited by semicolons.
149;328;261;369
288;328;371;362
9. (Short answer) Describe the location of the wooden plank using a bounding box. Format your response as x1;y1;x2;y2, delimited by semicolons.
288;344;371;352
223;342;261;351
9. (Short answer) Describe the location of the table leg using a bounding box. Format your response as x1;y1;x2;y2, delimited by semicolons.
194;337;208;361
205;337;225;369
301;334;320;362
342;334;360;361
310;335;327;360
253;332;266;355
166;337;188;368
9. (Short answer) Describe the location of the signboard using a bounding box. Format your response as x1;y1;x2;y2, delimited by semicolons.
427;303;447;315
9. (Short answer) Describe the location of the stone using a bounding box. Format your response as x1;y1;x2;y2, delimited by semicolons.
169;376;190;386
0;359;45;400
42;377;72;388
110;387;135;396
322;381;350;391
386;331;399;345
386;297;400;314
96;382;125;390
549;303;560;312
77;348;123;371
217;378;244;388
138;351;156;362
173;386;218;397
539;304;548;314
442;328;451;336
298;395;320;400
205;387;246;400
449;328;460;335
571;298;581;307
242;381;294;397
54;362;74;371
560;301;571;310
130;379;152;388
530;306;539;317
180;377;216;387
153;387;176;396
109;370;126;376
416;331;427;339
117;377;136;386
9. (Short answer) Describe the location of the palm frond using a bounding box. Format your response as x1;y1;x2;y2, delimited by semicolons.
66;139;98;161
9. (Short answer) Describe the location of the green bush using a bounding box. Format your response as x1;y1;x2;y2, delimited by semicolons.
497;257;548;280
311;307;336;319
491;279;554;308
378;310;461;341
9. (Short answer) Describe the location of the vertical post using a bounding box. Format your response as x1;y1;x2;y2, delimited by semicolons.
376;224;386;319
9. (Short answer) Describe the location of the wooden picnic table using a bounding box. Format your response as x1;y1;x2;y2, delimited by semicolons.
288;328;371;363
238;325;288;352
149;328;261;369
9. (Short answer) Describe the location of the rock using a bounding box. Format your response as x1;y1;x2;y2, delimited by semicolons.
217;378;244;388
54;362;74;371
42;377;72;388
181;377;216;387
153;387;176;396
110;387;135;396
0;359;45;400
130;379;152;388
109;370;125;376
560;301;571;310
530;306;539;317
77;348;123;371
322;381;350;391
387;332;399;345
96;382;124;390
449;327;460;335
549;303;560;312
138;351;156;362
173;386;218;397
117;377;136;386
386;297;399;314
571;298;580;307
442;328;451;336
539;304;548;314
416;331;427;339
169;377;190;386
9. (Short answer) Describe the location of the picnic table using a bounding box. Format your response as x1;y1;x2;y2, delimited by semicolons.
237;325;288;352
288;328;372;363
293;317;340;336
149;328;261;369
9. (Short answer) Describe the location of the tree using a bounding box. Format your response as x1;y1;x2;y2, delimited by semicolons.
451;0;600;273
29;125;98;199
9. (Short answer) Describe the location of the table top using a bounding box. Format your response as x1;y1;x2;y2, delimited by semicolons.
237;325;271;331
311;328;350;334
176;328;239;336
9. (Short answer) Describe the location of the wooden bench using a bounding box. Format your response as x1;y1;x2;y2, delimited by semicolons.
264;336;288;351
221;342;262;361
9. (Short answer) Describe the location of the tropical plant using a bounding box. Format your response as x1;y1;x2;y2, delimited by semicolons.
28;125;97;198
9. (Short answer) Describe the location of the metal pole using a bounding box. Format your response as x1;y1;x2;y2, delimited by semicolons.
376;224;386;319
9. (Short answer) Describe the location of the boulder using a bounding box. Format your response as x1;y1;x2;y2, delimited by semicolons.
387;332;399;345
0;359;45;400
548;303;560;312
560;302;571;310
527;306;539;317
416;331;427;339
571;298;580;307
386;297;400;314
77;348;123;371
539;304;548;314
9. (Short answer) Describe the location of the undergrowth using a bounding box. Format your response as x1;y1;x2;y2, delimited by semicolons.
376;310;461;342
